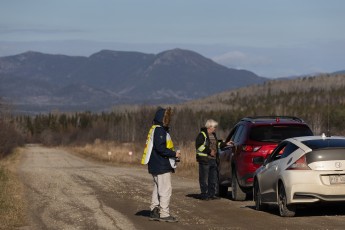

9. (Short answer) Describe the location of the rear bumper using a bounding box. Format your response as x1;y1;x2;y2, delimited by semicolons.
289;184;345;203
282;171;345;204
293;192;345;202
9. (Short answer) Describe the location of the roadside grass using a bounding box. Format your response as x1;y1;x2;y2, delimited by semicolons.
67;139;199;179
0;149;26;230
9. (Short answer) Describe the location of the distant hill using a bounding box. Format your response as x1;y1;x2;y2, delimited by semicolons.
332;70;345;75
0;49;266;113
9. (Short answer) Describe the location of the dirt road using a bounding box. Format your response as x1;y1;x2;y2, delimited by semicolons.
18;145;344;230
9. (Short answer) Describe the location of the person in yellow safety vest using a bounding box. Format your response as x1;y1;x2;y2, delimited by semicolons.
195;119;231;200
144;107;181;223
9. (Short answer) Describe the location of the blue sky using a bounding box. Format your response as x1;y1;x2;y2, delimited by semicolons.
0;0;344;78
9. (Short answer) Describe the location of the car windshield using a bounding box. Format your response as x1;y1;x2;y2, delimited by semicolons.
249;125;313;142
302;139;345;150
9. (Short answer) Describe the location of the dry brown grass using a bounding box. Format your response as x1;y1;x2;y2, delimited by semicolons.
66;139;199;179
0;148;27;230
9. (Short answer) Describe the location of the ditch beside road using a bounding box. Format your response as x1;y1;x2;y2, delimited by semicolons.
18;145;345;230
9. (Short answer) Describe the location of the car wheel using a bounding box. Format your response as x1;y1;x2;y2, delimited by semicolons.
278;183;296;217
254;180;266;211
218;184;228;197
231;172;246;201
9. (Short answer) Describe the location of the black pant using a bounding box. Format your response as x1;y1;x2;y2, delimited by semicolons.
199;158;217;198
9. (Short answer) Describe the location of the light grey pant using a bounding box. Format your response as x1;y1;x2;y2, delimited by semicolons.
150;172;172;218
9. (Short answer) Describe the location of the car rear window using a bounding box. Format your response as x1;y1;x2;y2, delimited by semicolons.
249;125;313;142
302;139;345;150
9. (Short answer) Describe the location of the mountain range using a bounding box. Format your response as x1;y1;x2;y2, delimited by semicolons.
0;48;266;113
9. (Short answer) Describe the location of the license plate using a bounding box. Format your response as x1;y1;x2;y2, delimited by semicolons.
329;175;345;184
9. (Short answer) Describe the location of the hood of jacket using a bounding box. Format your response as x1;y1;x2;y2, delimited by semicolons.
153;107;171;127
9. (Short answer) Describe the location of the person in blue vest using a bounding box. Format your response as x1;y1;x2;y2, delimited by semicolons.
195;119;230;200
147;107;181;222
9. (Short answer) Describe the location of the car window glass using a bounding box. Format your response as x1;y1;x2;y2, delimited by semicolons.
302;139;345;149
249;125;313;143
281;143;299;158
270;142;288;162
233;125;244;143
226;127;237;142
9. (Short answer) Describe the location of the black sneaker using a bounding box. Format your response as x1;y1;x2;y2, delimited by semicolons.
149;207;160;221
209;196;221;200
159;215;178;223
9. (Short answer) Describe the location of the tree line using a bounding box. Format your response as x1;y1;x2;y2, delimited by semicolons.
14;107;235;146
1;74;345;157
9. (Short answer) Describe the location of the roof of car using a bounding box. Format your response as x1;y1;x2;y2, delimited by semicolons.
288;135;345;142
286;135;345;150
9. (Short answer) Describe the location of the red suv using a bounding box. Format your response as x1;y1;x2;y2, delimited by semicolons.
218;116;313;201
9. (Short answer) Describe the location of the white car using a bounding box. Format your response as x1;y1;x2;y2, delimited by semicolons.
253;135;345;217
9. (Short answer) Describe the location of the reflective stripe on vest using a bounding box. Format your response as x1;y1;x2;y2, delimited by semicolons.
166;132;174;151
141;125;160;164
196;131;207;156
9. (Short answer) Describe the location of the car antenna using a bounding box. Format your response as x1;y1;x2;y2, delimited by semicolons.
327;92;331;137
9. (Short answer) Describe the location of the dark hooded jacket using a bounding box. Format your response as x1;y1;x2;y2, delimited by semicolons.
148;108;177;175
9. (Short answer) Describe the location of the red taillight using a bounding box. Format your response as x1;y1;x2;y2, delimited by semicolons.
242;145;261;152
287;155;310;170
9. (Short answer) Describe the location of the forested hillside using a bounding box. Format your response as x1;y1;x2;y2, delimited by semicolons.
4;74;345;150
182;74;345;135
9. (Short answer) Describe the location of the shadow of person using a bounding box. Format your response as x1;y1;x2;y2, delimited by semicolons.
185;193;203;200
135;210;151;217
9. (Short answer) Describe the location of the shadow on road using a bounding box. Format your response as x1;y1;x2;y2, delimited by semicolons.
185;193;203;200
135;210;151;217
245;202;345;217
186;191;253;201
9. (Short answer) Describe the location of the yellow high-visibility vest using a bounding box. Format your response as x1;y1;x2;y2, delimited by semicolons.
196;131;208;157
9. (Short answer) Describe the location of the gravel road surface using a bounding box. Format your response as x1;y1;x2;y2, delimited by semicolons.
18;145;345;230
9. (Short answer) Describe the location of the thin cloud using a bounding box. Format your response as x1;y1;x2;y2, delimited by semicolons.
0;25;83;35
212;51;272;69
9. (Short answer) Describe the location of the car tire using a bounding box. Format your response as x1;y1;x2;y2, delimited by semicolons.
218;184;228;197
231;172;246;201
278;183;296;217
254;180;266;211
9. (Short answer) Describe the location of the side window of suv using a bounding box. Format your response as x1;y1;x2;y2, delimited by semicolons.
225;128;236;142
233;125;245;143
226;126;237;142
